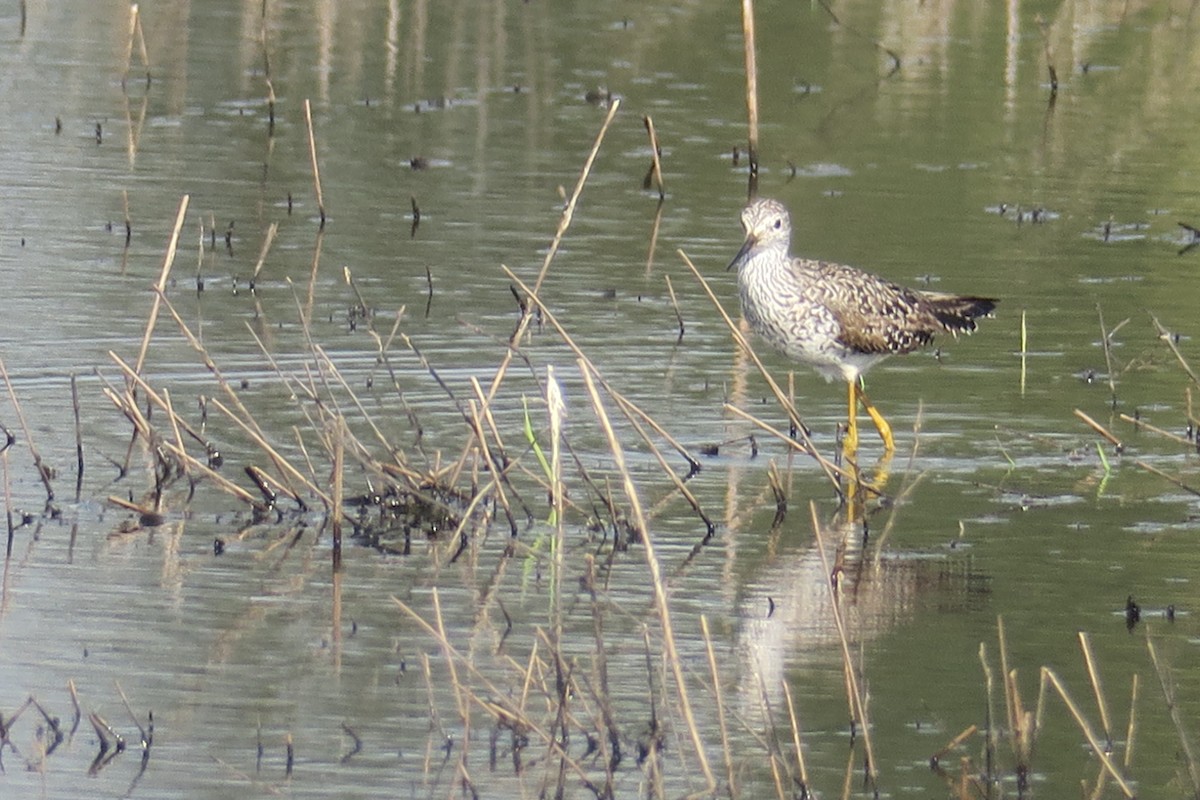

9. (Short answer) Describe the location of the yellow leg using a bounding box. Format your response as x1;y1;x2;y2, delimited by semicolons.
842;380;859;455
858;386;894;452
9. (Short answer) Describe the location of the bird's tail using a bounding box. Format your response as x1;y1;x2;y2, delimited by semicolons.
925;293;998;335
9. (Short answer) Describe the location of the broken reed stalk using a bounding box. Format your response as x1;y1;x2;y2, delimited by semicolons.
699;615;736;796
1152;315;1200;386
1146;633;1200;795
930;725;978;768
1077;631;1113;749
642;115;665;198
678;249;845;493
578;361;716;792
133;195;189;378
1039;668;1134;797
1073;408;1123;452
303;99;326;227
740;0;760;187
0;357;54;502
808;501;878;790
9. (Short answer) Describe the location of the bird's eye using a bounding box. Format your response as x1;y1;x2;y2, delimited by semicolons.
773;219;782;230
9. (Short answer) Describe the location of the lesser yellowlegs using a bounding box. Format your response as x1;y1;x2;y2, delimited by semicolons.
729;197;997;453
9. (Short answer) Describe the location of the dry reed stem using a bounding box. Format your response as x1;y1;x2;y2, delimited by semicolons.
808;501;878;790
98;382;262;509
1077;632;1113;749
303;99;325;227
1123;673;1138;771
664;273;685;341
1096;305;1123;407
781;680;811;792
251;222;279;283
161;388;188;482
1146;633;1200;795
1130;458;1200;498
930;725;977;771
107;349;317;507
1073;409;1123;451
678;250;845;494
1152;315;1200;386
246;315;420;486
1040;668;1134;796
642;115;665;198
699;615;736;796
578;361;716;792
0;357;54;501
740;0;760;186
501;266;708;511
723;403;860;490
645;198;665;277
483;99;620;409
996;616;1037;786
148;290;330;506
133;195;189;378
1118;413;1192;448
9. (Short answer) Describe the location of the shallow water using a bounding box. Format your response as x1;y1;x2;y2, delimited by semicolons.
2;1;1200;798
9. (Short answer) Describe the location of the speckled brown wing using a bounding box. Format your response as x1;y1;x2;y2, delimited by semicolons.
808;261;996;356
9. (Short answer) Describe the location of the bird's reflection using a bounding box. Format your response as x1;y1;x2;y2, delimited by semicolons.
732;468;982;724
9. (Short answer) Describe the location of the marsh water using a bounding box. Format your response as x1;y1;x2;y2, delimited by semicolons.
3;1;1200;798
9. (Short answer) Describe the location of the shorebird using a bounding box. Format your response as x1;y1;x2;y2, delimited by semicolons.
729;197;997;453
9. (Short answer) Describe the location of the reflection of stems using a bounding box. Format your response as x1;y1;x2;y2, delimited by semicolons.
809;501;878;790
580;364;716;791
